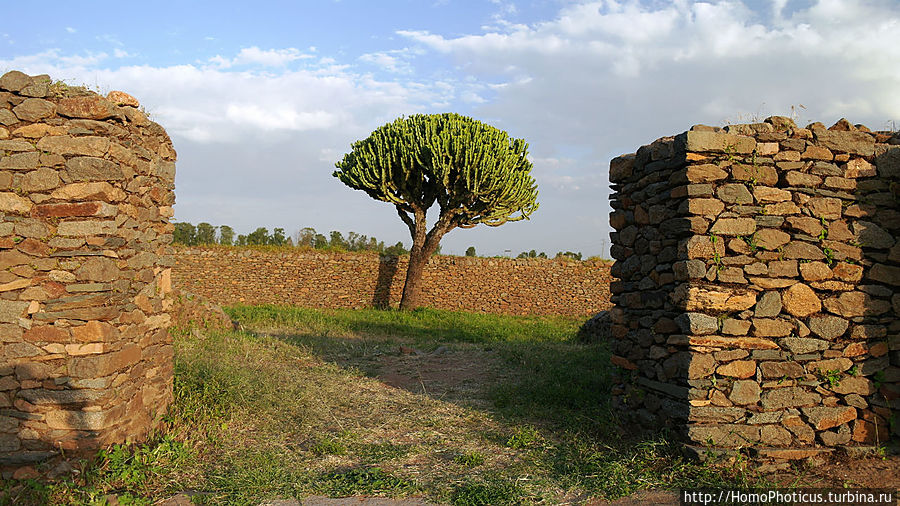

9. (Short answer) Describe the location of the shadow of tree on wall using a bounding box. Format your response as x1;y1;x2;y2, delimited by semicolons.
371;256;400;309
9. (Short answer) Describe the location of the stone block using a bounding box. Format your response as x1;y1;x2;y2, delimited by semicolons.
682;131;756;154
717;360;756;379
802;406;856;431
760;387;821;409
782;283;821;317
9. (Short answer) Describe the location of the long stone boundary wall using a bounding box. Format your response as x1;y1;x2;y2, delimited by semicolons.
608;116;899;459
0;71;176;469
173;247;612;316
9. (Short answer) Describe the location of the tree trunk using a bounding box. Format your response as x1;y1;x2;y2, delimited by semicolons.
398;215;453;311
399;243;428;310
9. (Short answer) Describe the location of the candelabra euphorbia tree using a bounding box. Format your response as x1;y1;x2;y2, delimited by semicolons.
334;113;539;310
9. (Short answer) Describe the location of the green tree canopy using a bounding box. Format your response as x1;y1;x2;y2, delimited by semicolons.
173;222;196;246
196;222;217;245
334;113;538;309
219;225;235;246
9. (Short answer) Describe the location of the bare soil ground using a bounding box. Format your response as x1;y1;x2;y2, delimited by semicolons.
345;341;900;500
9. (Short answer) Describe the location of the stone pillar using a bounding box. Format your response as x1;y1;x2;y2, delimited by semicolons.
609;116;899;458
0;71;176;469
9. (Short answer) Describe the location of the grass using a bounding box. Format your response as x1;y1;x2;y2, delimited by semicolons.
227;304;581;344
2;305;769;505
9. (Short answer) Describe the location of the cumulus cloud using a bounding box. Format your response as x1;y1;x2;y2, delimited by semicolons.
209;46;315;68
396;0;900;255
400;0;900;155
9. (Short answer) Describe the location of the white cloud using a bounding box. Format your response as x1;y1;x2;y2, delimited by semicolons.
65;27;76;34
399;0;900;149
359;51;411;74
209;46;315;69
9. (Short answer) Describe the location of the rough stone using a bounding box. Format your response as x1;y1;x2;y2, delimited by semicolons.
717;184;753;204
832;262;863;283
824;291;891;317
721;319;751;336
831;377;875;396
808;315;849;340
675;312;718;335
753;186;792;202
682;131;755;154
753;292;782;318
808;357;853;373
875;146;900;178
782;283;821;317
754;228;790;251
710;218;756;236
682;235;725;259
0;192;33;214
782;241;825;260
807;197;842;220
56;96;118;120
853;221;894;249
717;360;756;379
759;425;793;446
50;182;126;202
802;406;856;431
813;129;874;156
728;380;760;405
107;90;140;107
752;318;793;337
867;264;900;286
687;424;760;447
12;98;56;122
799;261;832;281
676;285;757;312
760;361;804;378
66;156;125;181
0;71;32;92
761;387;821;410
20;168;61;192
685;198;725;216
684;164;727;183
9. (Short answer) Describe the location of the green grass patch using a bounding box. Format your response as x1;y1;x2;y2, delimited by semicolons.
315;467;417;497
451;476;524;506
226;304;581;344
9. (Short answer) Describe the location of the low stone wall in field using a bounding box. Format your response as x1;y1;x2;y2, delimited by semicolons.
608;116;899;458
173;248;612;316
0;71;176;469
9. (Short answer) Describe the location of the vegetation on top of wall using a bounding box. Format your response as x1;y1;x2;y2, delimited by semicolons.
173;222;411;255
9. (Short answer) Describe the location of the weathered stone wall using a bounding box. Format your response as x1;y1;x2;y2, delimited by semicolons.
173;247;612;316
608;116;899;458
0;71;176;468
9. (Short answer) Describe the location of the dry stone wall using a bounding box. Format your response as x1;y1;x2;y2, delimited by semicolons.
609;116;899;458
0;71;176;468
173;247;612;316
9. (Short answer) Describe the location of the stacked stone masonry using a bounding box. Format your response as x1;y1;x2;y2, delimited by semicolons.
0;71;176;468
609;116;899;457
173;248;612;316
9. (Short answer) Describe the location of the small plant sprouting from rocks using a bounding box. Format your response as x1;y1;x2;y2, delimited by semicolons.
815;368;842;388
823;247;835;266
740;233;758;253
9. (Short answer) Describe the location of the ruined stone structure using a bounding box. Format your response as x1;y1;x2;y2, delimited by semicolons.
0;71;176;467
609;116;899;458
173;247;612;316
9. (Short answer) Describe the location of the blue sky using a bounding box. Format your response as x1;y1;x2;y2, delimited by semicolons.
3;0;899;257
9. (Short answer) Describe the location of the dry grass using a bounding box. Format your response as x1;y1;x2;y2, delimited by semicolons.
3;307;772;505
